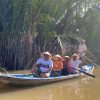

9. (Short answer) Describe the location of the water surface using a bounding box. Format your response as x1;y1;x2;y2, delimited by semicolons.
0;68;100;100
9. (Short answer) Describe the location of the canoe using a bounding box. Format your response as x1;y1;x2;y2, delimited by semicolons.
0;64;94;87
0;73;81;87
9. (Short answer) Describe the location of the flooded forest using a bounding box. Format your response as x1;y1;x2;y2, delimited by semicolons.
0;0;100;70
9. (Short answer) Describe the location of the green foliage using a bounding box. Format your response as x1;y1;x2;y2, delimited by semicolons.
37;14;55;37
46;31;57;38
0;0;100;68
83;6;100;63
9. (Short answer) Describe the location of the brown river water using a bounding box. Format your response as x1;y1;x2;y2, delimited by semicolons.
0;67;100;100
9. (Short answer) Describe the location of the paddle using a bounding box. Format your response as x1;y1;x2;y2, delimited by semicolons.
71;67;95;78
84;56;99;68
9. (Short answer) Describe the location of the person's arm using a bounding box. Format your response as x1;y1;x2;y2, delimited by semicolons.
78;60;86;70
45;67;52;73
81;49;87;54
31;63;40;73
31;58;41;73
67;61;71;72
45;60;53;73
60;62;63;70
78;62;83;68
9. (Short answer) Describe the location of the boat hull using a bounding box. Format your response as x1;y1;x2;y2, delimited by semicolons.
0;74;80;87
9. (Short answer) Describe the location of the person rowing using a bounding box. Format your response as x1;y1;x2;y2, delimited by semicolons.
69;54;83;74
69;54;95;78
77;39;87;62
31;51;53;78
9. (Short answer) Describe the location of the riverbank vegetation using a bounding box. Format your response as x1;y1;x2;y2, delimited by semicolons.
0;0;100;70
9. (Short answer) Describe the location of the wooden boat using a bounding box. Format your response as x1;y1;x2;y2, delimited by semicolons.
0;74;81;87
0;64;94;87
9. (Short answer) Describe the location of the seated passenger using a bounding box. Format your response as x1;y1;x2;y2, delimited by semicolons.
31;51;53;78
61;56;70;75
51;54;63;77
69;54;83;74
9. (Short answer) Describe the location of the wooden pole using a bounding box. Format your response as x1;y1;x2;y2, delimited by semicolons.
84;56;99;68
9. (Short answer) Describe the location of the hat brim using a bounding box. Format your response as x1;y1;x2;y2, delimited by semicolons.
64;56;70;59
54;55;61;59
42;52;51;56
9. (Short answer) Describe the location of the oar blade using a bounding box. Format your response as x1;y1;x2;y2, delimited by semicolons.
81;71;95;78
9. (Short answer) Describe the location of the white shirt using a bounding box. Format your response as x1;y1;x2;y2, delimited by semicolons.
79;44;87;56
79;44;87;53
36;58;53;72
70;59;82;69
